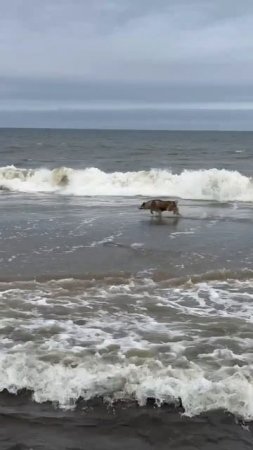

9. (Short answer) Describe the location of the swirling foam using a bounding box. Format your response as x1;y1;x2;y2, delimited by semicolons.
1;277;253;418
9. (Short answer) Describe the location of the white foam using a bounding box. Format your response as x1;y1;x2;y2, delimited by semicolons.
170;230;195;239
1;277;253;418
88;231;122;247
0;165;253;201
1;353;253;419
131;242;144;249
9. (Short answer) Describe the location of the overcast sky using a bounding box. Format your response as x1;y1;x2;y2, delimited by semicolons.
1;0;253;129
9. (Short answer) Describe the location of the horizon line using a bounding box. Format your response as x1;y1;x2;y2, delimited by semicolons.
1;126;253;133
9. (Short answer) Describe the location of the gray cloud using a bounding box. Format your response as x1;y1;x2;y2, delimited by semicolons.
0;0;253;128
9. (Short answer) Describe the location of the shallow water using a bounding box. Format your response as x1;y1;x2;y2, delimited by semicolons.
0;129;253;449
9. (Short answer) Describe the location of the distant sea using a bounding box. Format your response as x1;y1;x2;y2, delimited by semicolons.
0;128;253;450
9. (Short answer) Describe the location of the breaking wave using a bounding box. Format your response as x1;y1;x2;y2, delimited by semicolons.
0;165;253;201
1;276;253;418
2;353;253;419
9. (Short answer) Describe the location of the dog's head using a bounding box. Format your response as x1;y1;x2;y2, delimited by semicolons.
139;201;146;209
170;201;179;215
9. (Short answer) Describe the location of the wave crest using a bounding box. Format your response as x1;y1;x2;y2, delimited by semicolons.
0;165;252;201
1;354;253;419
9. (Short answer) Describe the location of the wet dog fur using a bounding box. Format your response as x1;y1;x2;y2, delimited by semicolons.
139;199;179;216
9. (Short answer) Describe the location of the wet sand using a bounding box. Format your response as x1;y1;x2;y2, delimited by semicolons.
0;392;253;450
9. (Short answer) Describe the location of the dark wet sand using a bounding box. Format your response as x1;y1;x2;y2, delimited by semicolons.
0;393;253;450
0;411;252;450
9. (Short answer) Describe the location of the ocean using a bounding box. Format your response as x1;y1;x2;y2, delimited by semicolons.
0;128;253;449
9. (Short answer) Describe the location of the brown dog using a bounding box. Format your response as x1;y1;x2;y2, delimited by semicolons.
139;199;179;215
